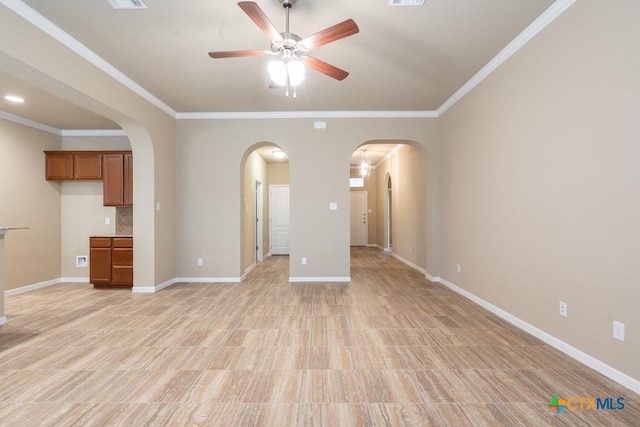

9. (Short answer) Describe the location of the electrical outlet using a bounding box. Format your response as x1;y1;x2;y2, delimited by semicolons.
559;301;568;318
301;257;307;265
105;217;111;225
613;321;625;342
197;258;203;266
456;264;461;274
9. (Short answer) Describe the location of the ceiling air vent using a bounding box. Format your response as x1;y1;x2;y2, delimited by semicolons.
106;0;147;9
389;0;426;6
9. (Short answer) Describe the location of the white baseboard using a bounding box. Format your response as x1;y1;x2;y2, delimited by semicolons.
0;316;6;326
173;277;241;284
131;286;156;294
5;278;62;297
289;277;351;283
242;263;257;280
392;253;427;275
132;277;178;294
59;277;90;283
436;276;640;395
425;273;440;283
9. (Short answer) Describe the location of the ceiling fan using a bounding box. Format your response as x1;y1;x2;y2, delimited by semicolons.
208;1;359;96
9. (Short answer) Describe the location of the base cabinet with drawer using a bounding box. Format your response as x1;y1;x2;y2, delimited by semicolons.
90;236;133;288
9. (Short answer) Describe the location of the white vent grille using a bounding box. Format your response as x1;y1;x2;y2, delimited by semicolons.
106;0;147;9
389;0;426;6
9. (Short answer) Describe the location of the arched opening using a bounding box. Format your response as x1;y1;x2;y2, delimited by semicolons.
349;140;428;273
240;143;290;278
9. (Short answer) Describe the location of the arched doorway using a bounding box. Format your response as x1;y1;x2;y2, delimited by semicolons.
349;140;428;272
240;143;290;278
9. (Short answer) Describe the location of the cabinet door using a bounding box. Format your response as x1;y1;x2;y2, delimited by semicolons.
90;247;111;285
103;154;124;206
124;153;133;206
74;153;102;180
45;152;74;180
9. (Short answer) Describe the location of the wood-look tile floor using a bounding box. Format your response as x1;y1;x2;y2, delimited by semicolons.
1;248;638;426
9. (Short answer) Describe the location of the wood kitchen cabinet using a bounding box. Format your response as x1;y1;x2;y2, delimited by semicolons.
73;153;102;179
45;151;102;180
45;152;74;180
89;237;112;286
111;237;133;285
103;153;133;207
90;236;133;288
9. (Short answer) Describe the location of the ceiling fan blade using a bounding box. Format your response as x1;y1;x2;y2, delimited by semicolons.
238;1;283;42
304;56;349;81
208;50;269;59
300;19;359;50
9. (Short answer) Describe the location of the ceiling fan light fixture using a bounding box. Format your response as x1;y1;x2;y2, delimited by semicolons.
287;59;306;86
268;58;305;87
268;60;288;86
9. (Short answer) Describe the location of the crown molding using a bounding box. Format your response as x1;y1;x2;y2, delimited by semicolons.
437;0;576;116
60;129;127;137
176;110;438;120
0;110;61;135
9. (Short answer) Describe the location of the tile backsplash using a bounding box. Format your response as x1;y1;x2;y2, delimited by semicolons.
116;207;133;235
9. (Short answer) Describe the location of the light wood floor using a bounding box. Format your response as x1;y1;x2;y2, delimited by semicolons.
0;248;638;426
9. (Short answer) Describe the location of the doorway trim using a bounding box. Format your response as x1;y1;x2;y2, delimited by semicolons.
255;180;263;262
385;174;393;254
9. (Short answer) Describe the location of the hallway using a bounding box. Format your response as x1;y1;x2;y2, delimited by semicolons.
0;248;637;425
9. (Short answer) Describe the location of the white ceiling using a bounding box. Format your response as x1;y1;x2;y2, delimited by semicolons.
0;0;560;132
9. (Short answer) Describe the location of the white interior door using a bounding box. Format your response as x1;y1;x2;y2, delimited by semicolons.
269;185;290;255
350;191;368;246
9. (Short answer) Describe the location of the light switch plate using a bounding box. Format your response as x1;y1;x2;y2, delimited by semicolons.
613;321;625;342
329;203;337;210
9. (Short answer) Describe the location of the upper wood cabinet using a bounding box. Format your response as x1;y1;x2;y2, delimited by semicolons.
45;152;74;180
45;150;133;206
74;153;102;179
103;153;133;207
45;151;104;180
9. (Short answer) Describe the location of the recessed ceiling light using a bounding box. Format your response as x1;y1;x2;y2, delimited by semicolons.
272;150;287;159
389;0;426;5
4;95;24;103
106;0;147;9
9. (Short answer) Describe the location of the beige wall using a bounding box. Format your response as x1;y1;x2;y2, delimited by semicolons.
267;163;290;185
59;136;131;278
242;150;268;273
175;118;438;280
439;0;640;379
375;145;428;270
0;120;61;290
